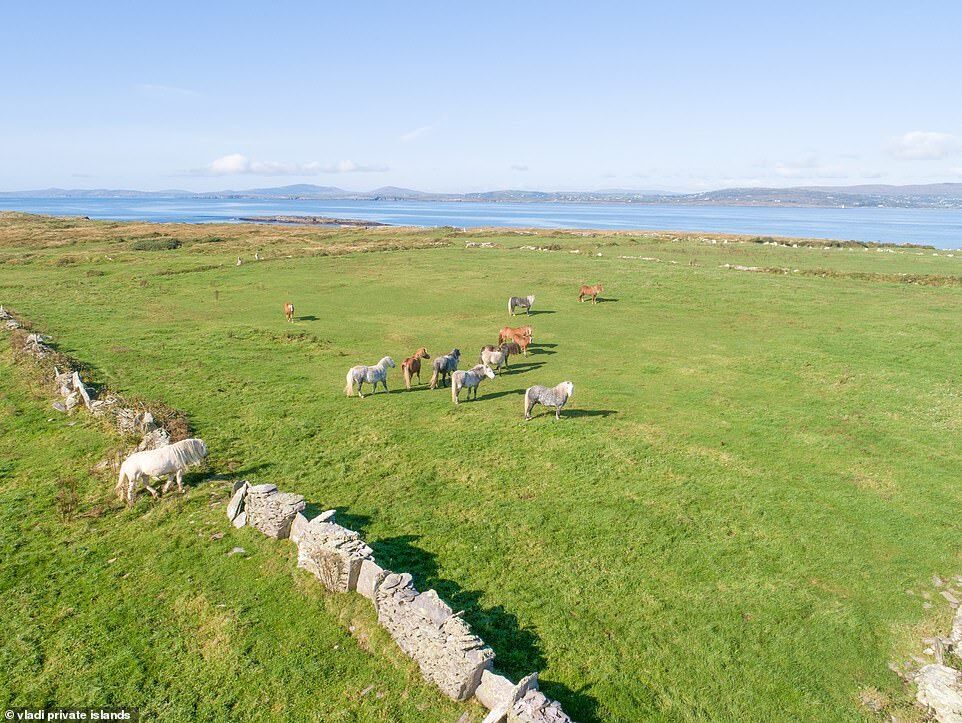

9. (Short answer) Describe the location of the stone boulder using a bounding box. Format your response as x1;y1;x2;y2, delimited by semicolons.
245;484;305;539
375;573;495;701
295;517;372;592
917;664;962;723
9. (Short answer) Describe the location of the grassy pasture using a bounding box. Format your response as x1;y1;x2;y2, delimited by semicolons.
2;213;962;721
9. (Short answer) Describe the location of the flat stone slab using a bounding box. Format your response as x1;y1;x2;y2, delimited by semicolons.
917;664;962;723
356;558;388;601
226;482;249;521
477;671;539;713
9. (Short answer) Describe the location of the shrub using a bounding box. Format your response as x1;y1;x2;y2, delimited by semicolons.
131;238;181;251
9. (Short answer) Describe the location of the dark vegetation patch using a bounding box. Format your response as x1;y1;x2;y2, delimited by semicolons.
131;238;182;251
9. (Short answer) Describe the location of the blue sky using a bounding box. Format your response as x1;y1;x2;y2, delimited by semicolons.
1;1;960;192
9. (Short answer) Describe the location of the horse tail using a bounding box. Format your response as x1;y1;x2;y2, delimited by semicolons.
523;388;532;418
451;374;460;403
429;367;439;389
403;364;412;390
344;370;354;396
115;465;128;497
507;298;513;315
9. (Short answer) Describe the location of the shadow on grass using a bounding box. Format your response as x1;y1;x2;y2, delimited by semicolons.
525;309;556;316
362;532;601;721
502;361;545;375
480;388;527;401
297;315;320;321
527;408;617;420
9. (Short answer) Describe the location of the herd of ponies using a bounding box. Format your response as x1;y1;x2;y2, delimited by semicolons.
118;284;603;504
337;285;604;418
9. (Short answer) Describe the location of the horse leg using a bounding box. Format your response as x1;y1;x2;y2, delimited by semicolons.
127;474;138;506
143;478;160;499
177;469;185;494
382;379;388;393
358;381;364;398
555;406;561;420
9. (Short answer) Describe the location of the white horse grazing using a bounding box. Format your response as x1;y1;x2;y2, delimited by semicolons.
451;364;496;404
345;356;395;397
116;438;208;505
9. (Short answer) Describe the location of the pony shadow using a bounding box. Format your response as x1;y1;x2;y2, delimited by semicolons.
480;388;527;400
529;348;557;356
297;315;320;321
503;361;545;375
526;309;556;316
595;297;618;304
369;534;600;721
562;409;618;419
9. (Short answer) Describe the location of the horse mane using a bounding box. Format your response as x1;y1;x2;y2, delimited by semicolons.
379;356;395;369
165;438;208;466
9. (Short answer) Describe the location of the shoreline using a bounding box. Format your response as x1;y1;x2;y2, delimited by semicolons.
0;210;944;251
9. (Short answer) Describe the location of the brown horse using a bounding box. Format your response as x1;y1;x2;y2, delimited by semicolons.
578;284;603;303
284;301;295;322
498;325;533;345
401;347;431;389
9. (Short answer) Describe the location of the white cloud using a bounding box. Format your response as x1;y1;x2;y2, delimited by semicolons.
890;131;961;160
136;83;200;98
195;154;388;176
400;117;444;143
510;164;529;172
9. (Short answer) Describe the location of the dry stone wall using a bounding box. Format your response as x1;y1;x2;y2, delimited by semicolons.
2;306;573;721
227;481;573;720
3;308;182;455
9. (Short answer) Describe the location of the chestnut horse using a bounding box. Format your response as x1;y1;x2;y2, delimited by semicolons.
284;301;295;322
578;284;603;303
498;325;533;345
497;327;531;357
401;347;431;389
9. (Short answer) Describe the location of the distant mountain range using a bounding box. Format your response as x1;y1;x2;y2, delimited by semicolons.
3;183;962;208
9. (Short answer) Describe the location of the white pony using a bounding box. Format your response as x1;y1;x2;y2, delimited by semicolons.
451;364;496;404
479;344;511;373
344;356;395;397
116;438;208;505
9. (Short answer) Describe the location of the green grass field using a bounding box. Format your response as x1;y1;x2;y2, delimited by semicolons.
3;213;962;721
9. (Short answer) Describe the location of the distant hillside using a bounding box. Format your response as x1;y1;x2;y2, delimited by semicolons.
3;183;962;208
